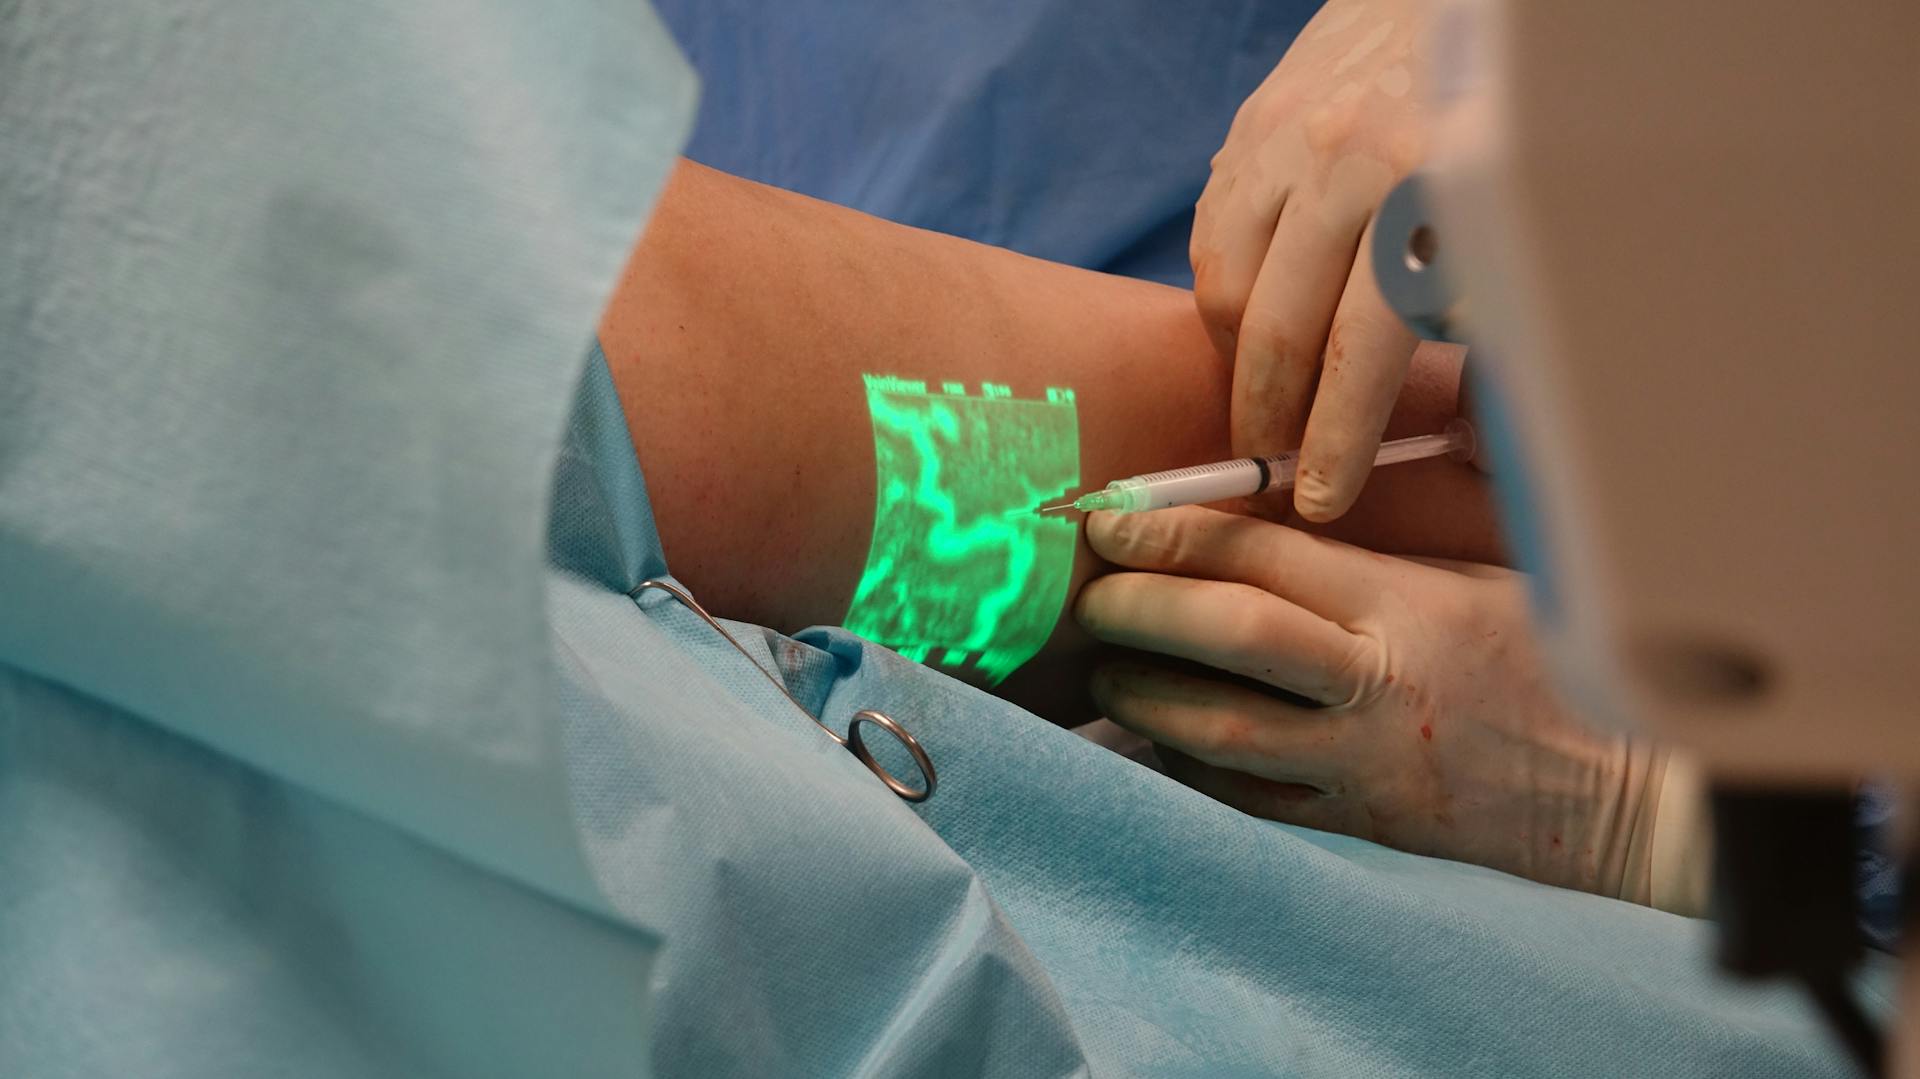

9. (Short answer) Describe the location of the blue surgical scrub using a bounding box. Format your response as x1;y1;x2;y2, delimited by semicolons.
654;0;1316;285
0;1;1890;1076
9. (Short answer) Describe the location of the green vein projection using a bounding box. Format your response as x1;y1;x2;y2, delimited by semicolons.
845;375;1080;686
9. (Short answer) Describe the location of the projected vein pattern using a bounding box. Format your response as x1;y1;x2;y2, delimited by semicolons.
845;375;1080;685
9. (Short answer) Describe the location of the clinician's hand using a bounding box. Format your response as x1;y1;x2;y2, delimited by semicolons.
1193;0;1429;521
1076;507;1675;902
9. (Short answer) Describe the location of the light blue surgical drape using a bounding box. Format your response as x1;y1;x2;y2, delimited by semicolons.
0;2;1888;1076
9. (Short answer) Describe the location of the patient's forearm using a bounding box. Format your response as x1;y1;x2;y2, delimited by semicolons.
598;160;1499;719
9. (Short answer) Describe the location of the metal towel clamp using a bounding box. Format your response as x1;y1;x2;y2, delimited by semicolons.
631;579;936;802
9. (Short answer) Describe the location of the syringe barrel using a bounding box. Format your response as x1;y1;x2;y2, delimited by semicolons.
1091;421;1471;515
1110;454;1298;512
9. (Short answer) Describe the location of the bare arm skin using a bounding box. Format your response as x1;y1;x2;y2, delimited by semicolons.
598;160;1500;722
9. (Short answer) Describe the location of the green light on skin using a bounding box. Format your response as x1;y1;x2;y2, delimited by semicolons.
845;374;1080;685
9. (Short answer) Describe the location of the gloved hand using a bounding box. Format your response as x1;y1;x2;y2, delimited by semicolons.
1192;0;1430;522
1076;506;1697;906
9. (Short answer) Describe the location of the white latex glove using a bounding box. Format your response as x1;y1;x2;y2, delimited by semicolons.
1192;0;1430;522
1076;506;1681;903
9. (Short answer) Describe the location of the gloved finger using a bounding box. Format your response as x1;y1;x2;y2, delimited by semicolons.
1191;161;1287;361
1291;217;1419;522
1077;572;1376;705
1157;748;1371;837
1399;554;1513;580
1085;506;1391;627
1229;197;1368;457
1091;662;1351;785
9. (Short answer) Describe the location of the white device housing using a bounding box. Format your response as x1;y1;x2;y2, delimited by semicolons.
1423;0;1920;780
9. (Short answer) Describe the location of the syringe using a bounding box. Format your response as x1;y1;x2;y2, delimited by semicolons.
1037;418;1475;515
